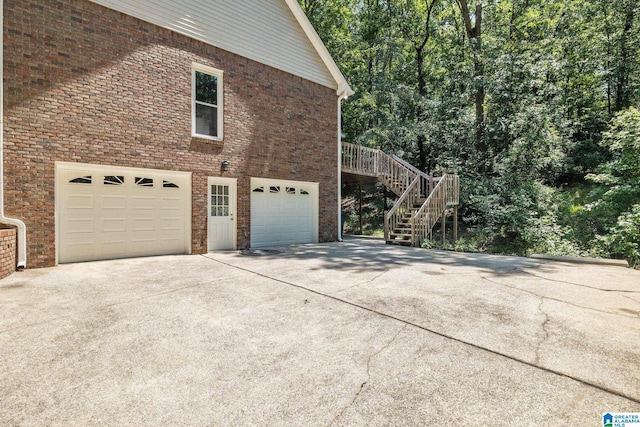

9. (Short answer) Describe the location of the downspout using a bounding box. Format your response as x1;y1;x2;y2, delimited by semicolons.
337;84;350;242
0;0;27;269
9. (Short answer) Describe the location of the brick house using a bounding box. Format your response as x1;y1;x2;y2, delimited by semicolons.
2;0;353;268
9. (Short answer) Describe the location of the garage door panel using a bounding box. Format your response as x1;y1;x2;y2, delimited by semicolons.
57;163;191;263
66;218;95;234
102;196;126;209
161;218;182;230
102;218;126;233
250;178;318;248
132;218;156;232
101;241;128;256
67;195;94;209
161;195;183;204
133;196;155;210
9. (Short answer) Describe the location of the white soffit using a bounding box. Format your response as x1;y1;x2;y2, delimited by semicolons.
88;0;352;95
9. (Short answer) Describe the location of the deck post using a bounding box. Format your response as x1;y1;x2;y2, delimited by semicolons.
453;205;458;244
411;217;416;247
383;186;388;213
358;183;363;235
383;211;388;241
441;210;446;246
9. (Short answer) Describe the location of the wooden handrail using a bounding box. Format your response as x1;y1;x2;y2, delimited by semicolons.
391;154;434;196
377;152;418;196
386;175;420;219
412;173;459;245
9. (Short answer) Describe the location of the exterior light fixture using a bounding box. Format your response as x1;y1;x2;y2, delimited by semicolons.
221;160;229;172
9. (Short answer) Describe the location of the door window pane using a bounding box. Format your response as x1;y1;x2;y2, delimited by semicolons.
211;185;230;217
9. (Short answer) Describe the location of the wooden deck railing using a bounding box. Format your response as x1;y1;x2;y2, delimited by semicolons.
343;142;417;196
342;143;378;176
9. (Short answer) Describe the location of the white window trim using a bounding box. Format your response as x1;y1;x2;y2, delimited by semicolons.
192;63;224;141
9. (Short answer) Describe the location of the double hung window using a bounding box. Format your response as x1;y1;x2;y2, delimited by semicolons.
192;64;223;140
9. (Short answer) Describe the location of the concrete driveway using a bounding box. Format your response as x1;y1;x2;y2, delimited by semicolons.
1;237;639;426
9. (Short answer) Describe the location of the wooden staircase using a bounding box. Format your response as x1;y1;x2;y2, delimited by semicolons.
387;198;426;244
342;142;460;247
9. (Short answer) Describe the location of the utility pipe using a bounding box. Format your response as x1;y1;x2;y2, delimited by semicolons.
337;84;350;242
0;0;27;269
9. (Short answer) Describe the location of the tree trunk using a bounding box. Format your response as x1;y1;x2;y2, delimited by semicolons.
416;2;438;173
417;46;428;173
615;4;635;111
474;59;485;151
601;1;613;115
456;0;485;152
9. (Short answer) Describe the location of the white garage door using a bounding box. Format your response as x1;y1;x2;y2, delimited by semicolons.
250;178;319;248
56;162;191;263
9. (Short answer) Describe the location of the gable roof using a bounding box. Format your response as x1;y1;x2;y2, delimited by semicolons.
88;0;353;96
283;0;354;96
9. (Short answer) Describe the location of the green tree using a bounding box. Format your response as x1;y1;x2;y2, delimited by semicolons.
299;0;640;263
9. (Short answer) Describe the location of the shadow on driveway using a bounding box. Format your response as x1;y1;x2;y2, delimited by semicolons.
234;236;557;276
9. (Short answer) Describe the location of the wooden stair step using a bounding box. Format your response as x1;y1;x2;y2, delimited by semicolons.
389;233;413;240
385;239;413;246
394;224;411;230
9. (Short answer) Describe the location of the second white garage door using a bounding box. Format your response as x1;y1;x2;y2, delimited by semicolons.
56;162;191;263
250;178;319;248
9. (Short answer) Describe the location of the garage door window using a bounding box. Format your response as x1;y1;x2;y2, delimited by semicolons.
135;177;154;187
70;176;92;184
163;180;180;189
104;176;124;185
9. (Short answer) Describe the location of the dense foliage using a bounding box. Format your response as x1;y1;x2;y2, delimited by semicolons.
299;0;640;265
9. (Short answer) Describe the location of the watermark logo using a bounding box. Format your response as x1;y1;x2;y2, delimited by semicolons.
603;413;640;427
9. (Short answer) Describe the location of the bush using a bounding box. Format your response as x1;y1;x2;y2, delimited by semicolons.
608;205;640;267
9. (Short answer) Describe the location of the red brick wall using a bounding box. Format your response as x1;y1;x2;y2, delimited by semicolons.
3;0;339;268
0;229;16;279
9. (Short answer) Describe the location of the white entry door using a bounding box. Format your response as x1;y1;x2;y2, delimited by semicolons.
208;177;237;250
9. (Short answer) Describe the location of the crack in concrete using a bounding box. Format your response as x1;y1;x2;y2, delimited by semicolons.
327;325;407;427
518;269;640;294
618;294;640;309
534;298;551;365
204;255;640;405
480;275;639;319
334;269;388;294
